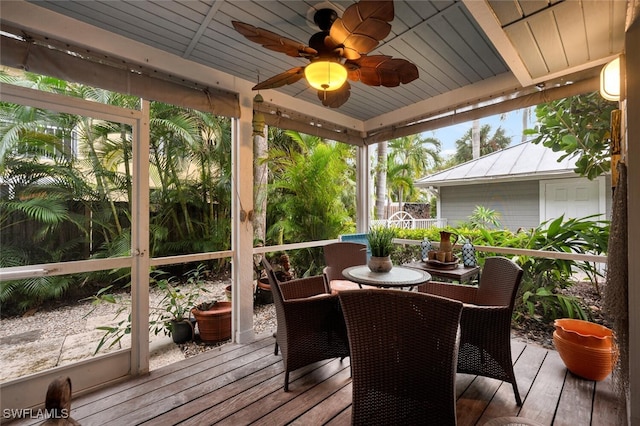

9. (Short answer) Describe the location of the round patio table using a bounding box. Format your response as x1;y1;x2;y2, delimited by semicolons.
342;265;431;290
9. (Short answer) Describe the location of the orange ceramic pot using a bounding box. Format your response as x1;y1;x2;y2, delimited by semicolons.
552;319;617;381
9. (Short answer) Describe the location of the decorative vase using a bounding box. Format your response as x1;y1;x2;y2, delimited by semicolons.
192;301;232;343
368;255;393;273
420;238;432;260
553;319;617;381
461;238;477;266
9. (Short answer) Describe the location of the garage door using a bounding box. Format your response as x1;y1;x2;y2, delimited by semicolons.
540;177;606;223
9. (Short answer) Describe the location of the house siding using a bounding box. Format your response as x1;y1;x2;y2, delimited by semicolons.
440;176;612;232
440;180;540;231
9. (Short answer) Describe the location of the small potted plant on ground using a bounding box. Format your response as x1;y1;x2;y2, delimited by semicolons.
366;225;396;272
88;266;209;352
154;277;201;344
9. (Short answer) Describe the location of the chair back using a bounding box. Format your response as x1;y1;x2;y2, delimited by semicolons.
261;258;287;330
339;234;371;260
339;289;463;425
475;256;524;308
323;242;367;282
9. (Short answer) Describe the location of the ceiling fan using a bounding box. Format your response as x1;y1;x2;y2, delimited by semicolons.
232;0;419;108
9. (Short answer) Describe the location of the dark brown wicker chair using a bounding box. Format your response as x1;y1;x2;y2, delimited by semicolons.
339;289;463;425
322;242;371;293
262;257;350;391
418;256;524;405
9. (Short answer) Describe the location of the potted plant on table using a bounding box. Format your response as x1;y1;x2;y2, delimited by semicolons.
366;225;396;272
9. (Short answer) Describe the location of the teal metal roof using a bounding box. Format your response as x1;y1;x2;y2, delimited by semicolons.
415;141;580;187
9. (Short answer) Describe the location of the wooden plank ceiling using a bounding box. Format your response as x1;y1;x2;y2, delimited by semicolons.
15;0;628;128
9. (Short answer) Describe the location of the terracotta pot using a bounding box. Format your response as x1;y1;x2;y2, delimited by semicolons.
192;301;232;343
552;319;617;381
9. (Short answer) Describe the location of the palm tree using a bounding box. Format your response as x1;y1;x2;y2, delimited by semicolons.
384;161;413;218
454;124;512;163
374;141;387;220
387;134;441;212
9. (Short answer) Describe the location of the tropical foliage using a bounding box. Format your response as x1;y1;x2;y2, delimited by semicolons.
525;92;617;179
468;205;502;229
0;71;232;312
262;130;355;275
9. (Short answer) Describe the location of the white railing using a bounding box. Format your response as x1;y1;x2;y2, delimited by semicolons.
370;218;448;229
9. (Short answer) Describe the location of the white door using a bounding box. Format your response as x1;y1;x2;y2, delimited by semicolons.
540;177;606;224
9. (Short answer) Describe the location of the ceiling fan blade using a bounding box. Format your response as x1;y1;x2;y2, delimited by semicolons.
232;21;317;58
318;82;351;108
348;56;419;87
253;67;305;90
329;1;394;60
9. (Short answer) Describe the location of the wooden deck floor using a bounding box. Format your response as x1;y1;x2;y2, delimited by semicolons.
10;333;623;425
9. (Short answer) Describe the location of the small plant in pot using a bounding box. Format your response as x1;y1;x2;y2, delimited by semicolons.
152;265;211;344
366;225;395;272
87;266;209;352
155;278;201;344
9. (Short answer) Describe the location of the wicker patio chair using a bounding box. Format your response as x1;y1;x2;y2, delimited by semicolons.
339;289;463;425
418;256;524;405
262;258;350;391
323;242;372;293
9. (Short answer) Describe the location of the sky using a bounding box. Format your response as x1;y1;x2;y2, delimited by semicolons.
424;107;534;158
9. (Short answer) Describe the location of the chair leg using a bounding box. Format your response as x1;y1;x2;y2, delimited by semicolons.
274;341;279;355
284;371;290;392
512;380;522;406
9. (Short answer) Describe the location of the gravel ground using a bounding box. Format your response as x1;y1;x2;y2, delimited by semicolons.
0;277;276;374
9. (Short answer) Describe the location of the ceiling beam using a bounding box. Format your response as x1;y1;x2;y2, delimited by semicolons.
363;72;520;133
364;76;599;144
462;0;533;87
183;0;224;58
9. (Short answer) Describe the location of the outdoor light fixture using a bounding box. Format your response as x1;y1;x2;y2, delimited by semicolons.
600;57;620;101
304;60;347;91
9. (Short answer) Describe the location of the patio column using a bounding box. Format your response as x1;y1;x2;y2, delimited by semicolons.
356;144;370;232
625;15;640;426
232;98;256;344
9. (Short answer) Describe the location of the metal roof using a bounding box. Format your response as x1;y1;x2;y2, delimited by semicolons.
415;141;580;187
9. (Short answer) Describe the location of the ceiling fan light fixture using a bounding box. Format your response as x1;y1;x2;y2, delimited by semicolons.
304;60;347;91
